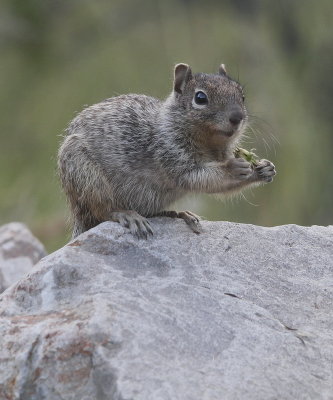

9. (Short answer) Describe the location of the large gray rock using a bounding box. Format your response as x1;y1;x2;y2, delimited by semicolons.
0;223;46;294
0;219;332;399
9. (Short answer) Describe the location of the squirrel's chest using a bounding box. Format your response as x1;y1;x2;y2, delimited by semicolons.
194;131;229;162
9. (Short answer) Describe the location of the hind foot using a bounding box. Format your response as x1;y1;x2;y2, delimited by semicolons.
154;210;203;234
110;210;153;239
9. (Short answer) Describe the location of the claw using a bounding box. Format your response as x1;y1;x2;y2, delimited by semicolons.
254;160;276;183
177;211;203;234
144;220;154;236
152;210;203;234
110;210;153;239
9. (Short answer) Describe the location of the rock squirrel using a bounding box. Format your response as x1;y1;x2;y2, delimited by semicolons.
58;63;276;238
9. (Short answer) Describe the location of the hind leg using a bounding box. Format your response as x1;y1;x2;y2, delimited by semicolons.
72;220;86;239
71;206;101;239
110;210;153;239
153;210;203;234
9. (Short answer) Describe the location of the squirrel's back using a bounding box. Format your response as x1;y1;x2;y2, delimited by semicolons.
67;94;160;158
59;93;182;235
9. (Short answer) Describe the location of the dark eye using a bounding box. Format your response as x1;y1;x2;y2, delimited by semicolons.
194;91;208;105
242;94;245;102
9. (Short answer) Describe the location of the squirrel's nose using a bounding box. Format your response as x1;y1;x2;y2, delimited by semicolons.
229;111;244;126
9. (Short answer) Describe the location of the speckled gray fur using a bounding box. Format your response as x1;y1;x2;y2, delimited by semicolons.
58;64;276;238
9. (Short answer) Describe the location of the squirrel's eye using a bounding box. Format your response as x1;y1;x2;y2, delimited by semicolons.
242;95;245;102
194;91;208;105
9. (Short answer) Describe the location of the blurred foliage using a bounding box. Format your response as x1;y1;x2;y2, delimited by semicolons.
0;0;332;251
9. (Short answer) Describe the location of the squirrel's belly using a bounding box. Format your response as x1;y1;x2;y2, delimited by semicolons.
108;175;183;217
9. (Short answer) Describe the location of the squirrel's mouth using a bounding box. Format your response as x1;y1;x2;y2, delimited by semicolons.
204;121;243;138
222;130;235;137
221;122;245;138
217;127;240;138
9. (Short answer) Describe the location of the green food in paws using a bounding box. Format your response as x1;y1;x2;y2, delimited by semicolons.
234;147;260;166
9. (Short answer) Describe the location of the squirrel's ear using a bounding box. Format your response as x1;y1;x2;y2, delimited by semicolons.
218;64;227;76
174;63;192;94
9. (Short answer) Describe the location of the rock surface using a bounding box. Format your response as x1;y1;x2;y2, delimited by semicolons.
0;219;332;400
0;223;46;294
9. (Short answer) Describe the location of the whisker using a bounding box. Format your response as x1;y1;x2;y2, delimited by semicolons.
244;114;280;158
239;191;259;207
248;114;281;146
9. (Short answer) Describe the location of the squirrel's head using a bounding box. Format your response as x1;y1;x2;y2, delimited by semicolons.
171;63;247;141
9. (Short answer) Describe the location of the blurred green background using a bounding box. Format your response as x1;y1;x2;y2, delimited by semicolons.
1;0;332;252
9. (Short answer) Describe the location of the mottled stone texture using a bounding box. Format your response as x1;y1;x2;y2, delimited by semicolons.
0;219;332;400
0;223;46;294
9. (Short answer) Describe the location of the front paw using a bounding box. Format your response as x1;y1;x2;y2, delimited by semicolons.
225;158;253;181
254;159;276;183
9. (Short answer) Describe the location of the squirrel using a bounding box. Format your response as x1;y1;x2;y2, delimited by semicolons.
58;63;276;239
